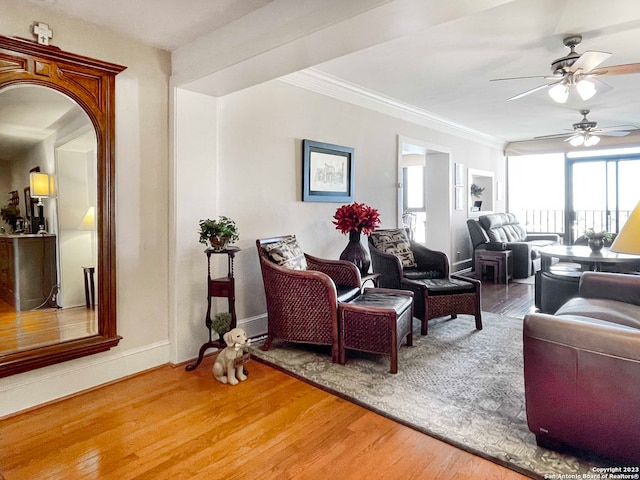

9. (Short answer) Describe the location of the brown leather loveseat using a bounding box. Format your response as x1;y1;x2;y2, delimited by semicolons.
523;272;640;463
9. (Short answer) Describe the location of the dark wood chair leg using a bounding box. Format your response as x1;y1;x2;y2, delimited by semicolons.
261;336;273;351
421;318;429;335
390;347;398;374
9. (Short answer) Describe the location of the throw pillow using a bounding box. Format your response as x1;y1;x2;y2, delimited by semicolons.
263;235;308;270
369;229;417;268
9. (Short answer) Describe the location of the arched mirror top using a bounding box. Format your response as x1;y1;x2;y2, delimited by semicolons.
0;35;125;377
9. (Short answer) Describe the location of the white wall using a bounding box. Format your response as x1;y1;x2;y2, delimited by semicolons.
170;88;218;364
0;0;171;417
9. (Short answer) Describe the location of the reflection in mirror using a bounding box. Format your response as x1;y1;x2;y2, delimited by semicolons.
0;85;97;354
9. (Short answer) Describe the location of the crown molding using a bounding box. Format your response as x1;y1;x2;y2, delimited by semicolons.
280;68;505;150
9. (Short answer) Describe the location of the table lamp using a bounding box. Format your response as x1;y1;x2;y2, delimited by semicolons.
610;201;640;255
29;172;52;234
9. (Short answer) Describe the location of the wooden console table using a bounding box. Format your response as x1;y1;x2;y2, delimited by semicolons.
185;246;240;371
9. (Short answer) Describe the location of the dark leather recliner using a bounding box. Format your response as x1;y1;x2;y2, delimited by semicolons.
523;272;640;463
467;213;559;278
368;228;482;335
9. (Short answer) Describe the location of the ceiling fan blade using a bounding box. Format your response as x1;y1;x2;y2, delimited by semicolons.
569;50;612;73
507;82;557;101
490;75;554;82
590;62;640;76
533;132;574;140
599;124;638;132
599;130;631;137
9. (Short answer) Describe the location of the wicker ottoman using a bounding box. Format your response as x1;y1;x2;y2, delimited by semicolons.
338;288;414;373
410;277;482;335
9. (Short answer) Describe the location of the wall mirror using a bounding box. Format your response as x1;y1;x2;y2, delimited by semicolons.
0;35;125;377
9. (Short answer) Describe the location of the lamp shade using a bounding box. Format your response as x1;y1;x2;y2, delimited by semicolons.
569;135;584;147
584;135;600;147
549;83;569;103
30;172;51;197
610;201;640;255
576;79;596;101
78;206;95;230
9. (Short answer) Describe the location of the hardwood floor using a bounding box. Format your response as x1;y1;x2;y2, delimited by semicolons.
0;301;96;353
0;281;535;480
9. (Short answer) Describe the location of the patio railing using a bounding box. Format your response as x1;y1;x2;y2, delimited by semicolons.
512;209;632;238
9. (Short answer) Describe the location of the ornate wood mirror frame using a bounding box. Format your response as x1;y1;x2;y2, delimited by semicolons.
0;35;125;377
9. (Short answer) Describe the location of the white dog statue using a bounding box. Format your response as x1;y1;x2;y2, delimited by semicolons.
213;327;251;385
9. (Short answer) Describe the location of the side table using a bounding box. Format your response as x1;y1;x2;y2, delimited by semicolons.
185;246;240;371
476;249;513;284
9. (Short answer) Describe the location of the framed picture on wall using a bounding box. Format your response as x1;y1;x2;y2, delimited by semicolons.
455;186;464;210
454;163;464;186
302;139;355;202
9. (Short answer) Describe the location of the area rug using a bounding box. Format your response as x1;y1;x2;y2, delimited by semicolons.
250;313;605;479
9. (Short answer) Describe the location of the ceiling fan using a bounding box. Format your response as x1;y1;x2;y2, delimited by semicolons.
492;35;640;102
534;110;636;147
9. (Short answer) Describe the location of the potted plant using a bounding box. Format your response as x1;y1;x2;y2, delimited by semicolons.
212;312;232;341
583;228;613;252
470;184;485;198
333;202;381;275
198;216;239;251
0;204;21;232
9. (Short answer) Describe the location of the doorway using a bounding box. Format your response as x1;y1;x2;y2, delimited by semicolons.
397;136;452;257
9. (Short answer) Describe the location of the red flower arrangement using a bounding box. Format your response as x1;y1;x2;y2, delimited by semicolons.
333;202;381;235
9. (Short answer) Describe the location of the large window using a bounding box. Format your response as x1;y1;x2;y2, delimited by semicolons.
507;153;565;234
568;149;640;239
508;148;640;243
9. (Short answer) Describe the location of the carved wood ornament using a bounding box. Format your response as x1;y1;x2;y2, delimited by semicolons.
0;35;126;377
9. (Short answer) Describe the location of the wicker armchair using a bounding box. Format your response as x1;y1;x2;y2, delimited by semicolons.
256;235;362;362
368;229;482;335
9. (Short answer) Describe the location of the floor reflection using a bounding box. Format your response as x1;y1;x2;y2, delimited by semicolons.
0;299;97;353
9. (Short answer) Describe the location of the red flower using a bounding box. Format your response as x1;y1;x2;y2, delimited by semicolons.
333;202;381;235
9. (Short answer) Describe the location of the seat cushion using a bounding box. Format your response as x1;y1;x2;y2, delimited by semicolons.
555;297;640;330
346;290;413;315
369;229;417;268
403;268;442;280
263;235;307;270
412;277;476;294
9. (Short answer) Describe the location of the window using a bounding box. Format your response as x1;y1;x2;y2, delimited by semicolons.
507;153;565;234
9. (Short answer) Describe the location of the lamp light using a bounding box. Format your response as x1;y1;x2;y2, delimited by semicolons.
29;172;52;234
549;83;569;103
583;134;600;147
569;135;584;147
78;206;95;231
610;201;640;255
576;79;597;100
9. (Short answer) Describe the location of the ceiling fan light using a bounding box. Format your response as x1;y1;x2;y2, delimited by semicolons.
584;135;600;147
569;135;584;146
576;79;597;100
549;83;569;103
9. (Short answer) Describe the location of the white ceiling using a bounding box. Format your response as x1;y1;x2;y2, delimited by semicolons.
18;0;640;144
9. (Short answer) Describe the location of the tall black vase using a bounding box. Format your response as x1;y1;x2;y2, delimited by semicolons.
339;230;371;276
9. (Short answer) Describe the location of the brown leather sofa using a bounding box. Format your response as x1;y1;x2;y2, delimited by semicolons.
523;272;640;463
467;213;559;278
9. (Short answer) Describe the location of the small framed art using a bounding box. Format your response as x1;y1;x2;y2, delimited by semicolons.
302;139;354;203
